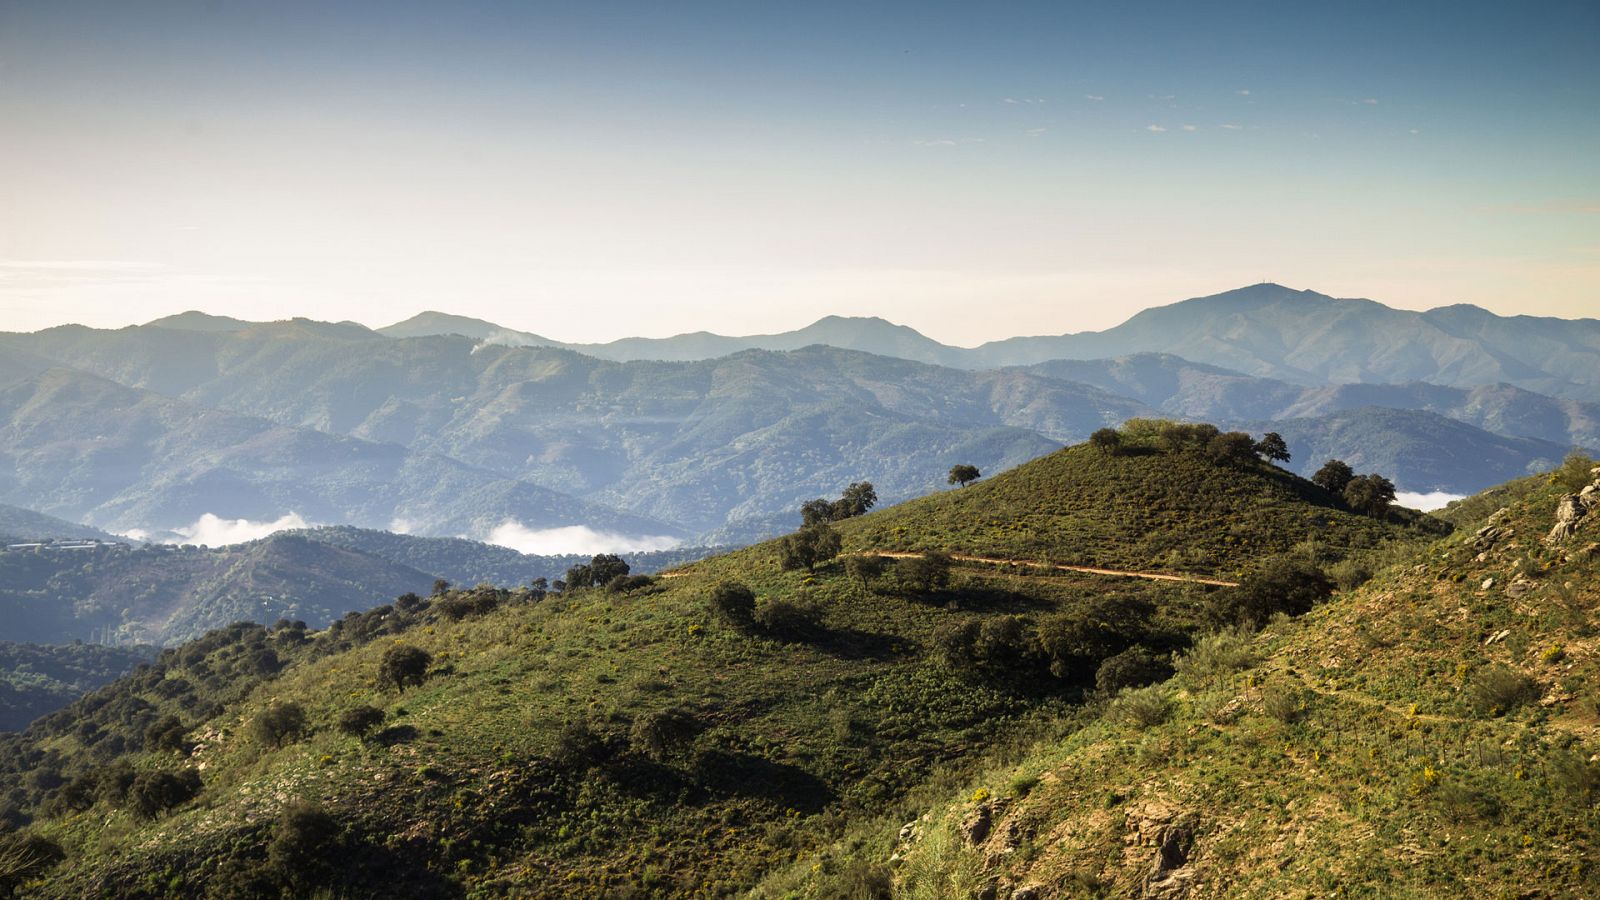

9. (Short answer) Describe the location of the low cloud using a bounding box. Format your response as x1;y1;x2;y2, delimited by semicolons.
1145;124;1167;133
484;521;680;556
175;512;309;546
1396;491;1465;512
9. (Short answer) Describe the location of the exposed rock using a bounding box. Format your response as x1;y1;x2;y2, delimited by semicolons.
1505;578;1535;599
962;803;995;846
1547;495;1586;543
898;820;919;843
1123;803;1200;898
1010;885;1042;900
1481;577;1495;590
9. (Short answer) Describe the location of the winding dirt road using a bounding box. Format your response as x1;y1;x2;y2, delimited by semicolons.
661;551;1239;587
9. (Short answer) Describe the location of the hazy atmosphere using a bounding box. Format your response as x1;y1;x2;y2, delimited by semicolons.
1;4;1598;898
2;1;1597;343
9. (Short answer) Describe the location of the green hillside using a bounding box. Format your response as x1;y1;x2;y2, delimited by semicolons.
0;642;156;732
0;429;1449;897
835;430;1442;580
864;459;1600;898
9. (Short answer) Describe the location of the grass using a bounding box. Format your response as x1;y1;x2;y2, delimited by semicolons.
0;435;1468;897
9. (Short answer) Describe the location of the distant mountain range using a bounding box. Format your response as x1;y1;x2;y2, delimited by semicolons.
372;283;1600;398
0;283;1593;547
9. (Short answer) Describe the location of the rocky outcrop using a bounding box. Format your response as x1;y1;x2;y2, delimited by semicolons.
1124;802;1200;898
1546;467;1600;544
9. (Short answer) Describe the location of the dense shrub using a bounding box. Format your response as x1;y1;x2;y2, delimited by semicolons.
1095;646;1173;693
1467;665;1539;716
779;523;842;571
1172;628;1259;683
605;574;655;593
144;715;187;753
754;598;824;640
1205;431;1258;467
337;705;385;740
1208;557;1333;630
894;552;952;594
251;702;307;749
379;645;432;692
628;707;701;761
551;720;611;770
0;831;64;894
707;581;757;628
127;768;202;820
1551;451;1597;492
267;802;341;892
1109;685;1174;727
1036;596;1151;681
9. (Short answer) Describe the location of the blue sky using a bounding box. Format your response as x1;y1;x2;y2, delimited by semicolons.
1;0;1595;342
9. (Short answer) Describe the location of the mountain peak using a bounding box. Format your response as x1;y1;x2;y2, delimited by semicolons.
144;311;254;333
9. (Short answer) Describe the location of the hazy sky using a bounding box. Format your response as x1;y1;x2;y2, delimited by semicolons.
2;1;1597;344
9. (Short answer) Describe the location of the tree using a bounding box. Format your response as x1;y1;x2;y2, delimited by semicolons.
779;523;842;571
800;498;835;527
431;578;450;597
947;464;981;487
1088;428;1123;455
251;702;307;749
833;481;878;518
0;831;64;895
564;563;594;590
1343;473;1397;516
589;554;629;584
707;581;756;628
1254;432;1290;463
527;577;548;600
1205;431;1257;466
844;554;886;593
1311;459;1354;495
379;644;432;692
754;598;823;639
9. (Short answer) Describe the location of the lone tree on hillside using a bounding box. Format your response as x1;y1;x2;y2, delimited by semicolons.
1088;428;1123;455
1312;459;1354;495
779;523;842;571
707;581;757;629
1254;432;1290;463
379;644;432;692
845;553;887;593
1206;431;1258;466
947;464;981;487
1343;473;1397;516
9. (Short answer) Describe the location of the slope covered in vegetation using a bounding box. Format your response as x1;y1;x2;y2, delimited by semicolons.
863;457;1600;898
0;429;1443;897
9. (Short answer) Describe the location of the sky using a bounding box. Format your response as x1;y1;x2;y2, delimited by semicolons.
1;0;1597;345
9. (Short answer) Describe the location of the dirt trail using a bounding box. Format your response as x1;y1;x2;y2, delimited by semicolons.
660;552;1238;587
867;551;1240;587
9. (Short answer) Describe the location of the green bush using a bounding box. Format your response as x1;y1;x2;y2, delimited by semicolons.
337;705;384;740
707;581;756;628
1173;628;1259;683
1095;646;1173;694
1109;685;1174;728
628;707;701;761
1209;557;1333;630
1466;665;1539;716
379;645;432;692
127;768;202;820
754;598;824;640
0;831;64;894
251;702;307;749
894;552;952;594
1551;451;1597;492
267;801;341;892
551;720;611;770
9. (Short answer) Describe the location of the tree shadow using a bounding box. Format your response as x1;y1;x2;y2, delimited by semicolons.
691;750;833;814
372;724;418;747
